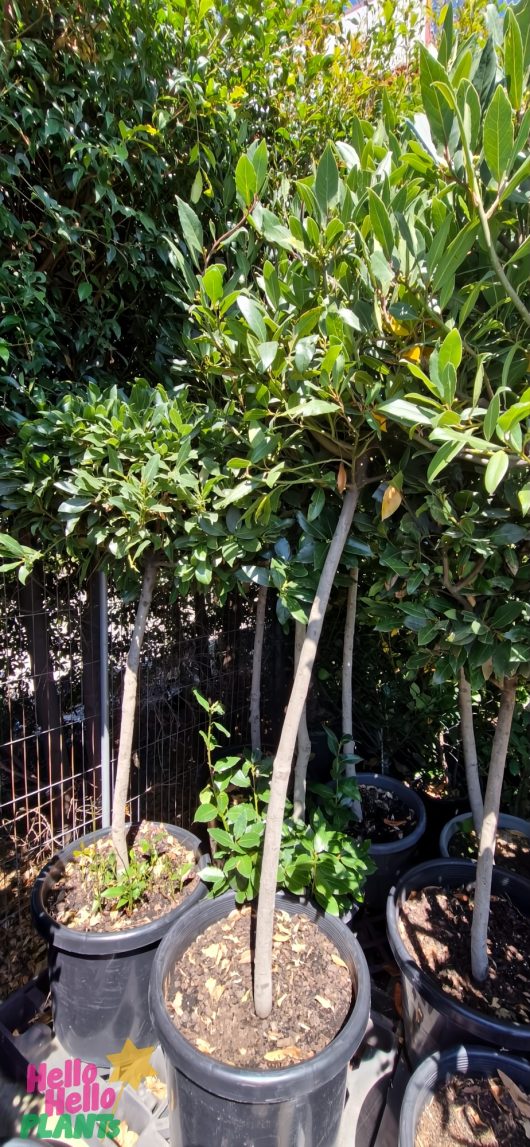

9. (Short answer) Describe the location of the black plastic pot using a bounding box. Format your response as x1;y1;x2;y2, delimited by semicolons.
399;1045;530;1146
149;891;371;1147
387;858;530;1065
31;823;207;1066
357;774;426;911
440;810;530;865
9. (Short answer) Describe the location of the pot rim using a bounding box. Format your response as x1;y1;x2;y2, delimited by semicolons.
149;889;371;1102
399;1044;530;1146
386;858;530;1045
31;822;207;955
439;810;530;858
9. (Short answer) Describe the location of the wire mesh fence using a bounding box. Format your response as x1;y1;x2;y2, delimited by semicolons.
0;568;262;947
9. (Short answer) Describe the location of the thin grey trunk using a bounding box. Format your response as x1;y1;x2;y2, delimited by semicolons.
293;620;311;822
342;567;359;777
250;585;268;755
458;668;483;836
112;561;158;871
470;677;517;982
253;464;365;1018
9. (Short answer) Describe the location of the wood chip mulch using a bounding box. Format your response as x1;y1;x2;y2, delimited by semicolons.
416;1070;530;1147
167;907;353;1070
399;884;530;1024
47;824;198;933
449;827;530;880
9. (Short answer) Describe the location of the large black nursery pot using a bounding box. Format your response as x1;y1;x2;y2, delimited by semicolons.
399;1044;530;1146
31;823;207;1067
387;858;530;1066
357;774;426;911
149;891;371;1147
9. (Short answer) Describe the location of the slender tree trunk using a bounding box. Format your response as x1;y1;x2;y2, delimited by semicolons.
253;464;365;1018
112;561;158;871
458;668;483;836
342;566;359;777
19;564;68;837
470;676;517;983
293;621;311;822
250;585;268;755
81;570;102;802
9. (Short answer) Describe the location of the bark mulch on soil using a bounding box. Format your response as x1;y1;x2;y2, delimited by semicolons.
448;826;530;880
416;1070;530;1147
166;906;353;1070
47;823;198;933
399;885;530;1024
355;784;417;845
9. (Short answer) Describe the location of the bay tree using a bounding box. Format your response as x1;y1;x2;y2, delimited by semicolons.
361;3;530;982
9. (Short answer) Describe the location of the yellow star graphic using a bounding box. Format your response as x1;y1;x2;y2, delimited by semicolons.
106;1038;159;1099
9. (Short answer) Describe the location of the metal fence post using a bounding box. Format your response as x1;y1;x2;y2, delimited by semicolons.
99;570;111;827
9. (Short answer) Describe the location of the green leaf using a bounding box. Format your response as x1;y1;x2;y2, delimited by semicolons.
483;85;514;183
491;601;523;629
202;266;224;305
419;46;454;147
308;488;325;521
252;207;302;251
518;484;530;515
456;80;481;152
505;9;524;110
314;144;339;218
431;222;480;292
427;439;465;481
250;139;268;191
483;392;500;441
499;154;530;205
193;803;217;822
236;296;267;341
377;398;432;426
484;450;509;494
256;341;278;371
190;169;203;204
287;398;338;418
368;190;394;260
438;329;462;373
177;198;203;266
235;154;257;207
77;282;93;302
514;0;530;71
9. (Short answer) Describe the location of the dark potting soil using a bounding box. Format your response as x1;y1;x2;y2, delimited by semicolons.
415;1071;530;1147
47;823;198;932
354;784;417;844
448;827;530;880
399;885;530;1024
166;906;353;1070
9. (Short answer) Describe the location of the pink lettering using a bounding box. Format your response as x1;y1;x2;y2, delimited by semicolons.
26;1063;47;1094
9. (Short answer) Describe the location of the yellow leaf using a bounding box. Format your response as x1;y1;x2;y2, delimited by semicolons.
196;1038;214;1055
402;345;422;362
331;954;348;969
386;315;410;336
205;977;217;996
273;933;290;942
372;411;387;431
381;484;402;520
264;1049;289;1062
203;943;220;959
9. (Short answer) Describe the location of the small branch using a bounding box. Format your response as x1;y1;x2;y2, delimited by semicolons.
204;195;258;269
